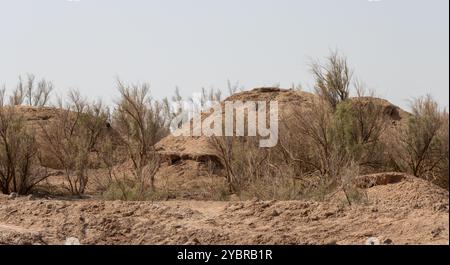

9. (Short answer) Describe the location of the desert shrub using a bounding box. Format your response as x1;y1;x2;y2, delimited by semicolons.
102;178;171;201
436;114;449;188
397;95;448;187
204;182;230;201
237;166;321;201
209;136;237;192
304;52;387;173
238;175;301;201
227;80;244;96
206;95;360;200
277;53;389;199
40;90;109;195
311;50;352;110
281;97;347;178
210;135;326;200
162;87;185;130
197;178;230;201
203;51;387;202
339;162;368;205
197;87;223;107
330;98;387;171
9;74;53;106
279;98;386;200
0;90;49;194
210;136;279;195
197;161;231;201
297;175;337;201
91;134;118;191
113;80;169;198
230;138;271;195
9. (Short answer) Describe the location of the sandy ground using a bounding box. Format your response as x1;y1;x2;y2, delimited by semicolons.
0;175;448;245
3;89;445;245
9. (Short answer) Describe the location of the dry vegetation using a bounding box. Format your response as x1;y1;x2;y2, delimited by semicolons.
203;52;448;203
0;52;448;246
103;81;169;200
0;52;448;204
0;88;51;195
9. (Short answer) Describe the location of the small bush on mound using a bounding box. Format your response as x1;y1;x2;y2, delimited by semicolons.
0;90;50;195
206;51;395;202
198;179;231;201
209;135;339;201
396;95;449;188
9;74;53;107
237;172;333;201
340;162;368;205
237;173;300;201
197;161;231;201
311;50;351;110
39;90;109;195
331;99;387;170
113;80;169;198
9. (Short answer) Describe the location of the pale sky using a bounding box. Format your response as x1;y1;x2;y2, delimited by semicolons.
0;0;448;109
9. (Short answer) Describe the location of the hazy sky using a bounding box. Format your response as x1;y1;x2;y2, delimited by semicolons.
0;0;448;109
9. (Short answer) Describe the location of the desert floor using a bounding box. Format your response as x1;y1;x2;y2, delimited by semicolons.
0;175;448;245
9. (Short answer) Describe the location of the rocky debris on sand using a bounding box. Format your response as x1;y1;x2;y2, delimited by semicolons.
365;237;380;245
65;237;81;245
8;193;18;200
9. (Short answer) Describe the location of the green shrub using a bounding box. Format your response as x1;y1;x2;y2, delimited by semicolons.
398;95;448;188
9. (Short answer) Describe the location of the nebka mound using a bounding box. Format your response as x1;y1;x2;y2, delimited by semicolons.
153;88;411;198
156;87;408;164
14;106;124;170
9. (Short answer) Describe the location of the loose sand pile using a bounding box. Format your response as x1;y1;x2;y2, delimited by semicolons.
0;173;447;245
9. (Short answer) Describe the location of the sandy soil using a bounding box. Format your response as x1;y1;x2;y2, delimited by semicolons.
0;175;448;245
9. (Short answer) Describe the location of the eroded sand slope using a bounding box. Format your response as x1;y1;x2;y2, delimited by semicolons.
0;174;448;245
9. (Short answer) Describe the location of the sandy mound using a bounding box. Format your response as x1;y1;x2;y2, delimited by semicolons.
156;88;408;164
154;160;228;200
156;88;311;160
153;88;410;194
14;106;123;169
0;173;447;245
361;174;449;211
